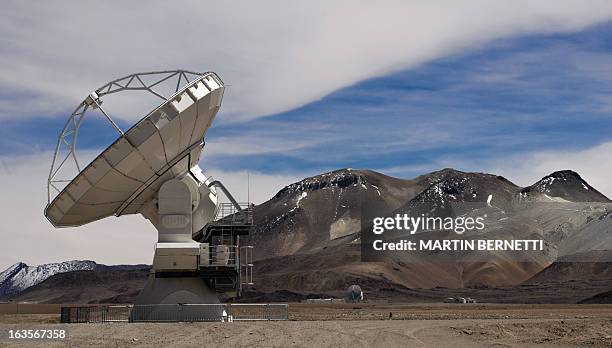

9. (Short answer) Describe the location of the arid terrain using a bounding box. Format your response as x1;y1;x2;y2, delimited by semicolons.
0;303;610;347
1;168;610;347
2;168;611;306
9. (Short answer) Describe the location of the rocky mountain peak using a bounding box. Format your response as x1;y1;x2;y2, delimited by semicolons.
549;170;582;179
273;168;367;200
521;170;610;203
421;168;465;182
411;169;519;205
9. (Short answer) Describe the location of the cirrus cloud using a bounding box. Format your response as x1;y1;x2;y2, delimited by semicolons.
2;1;612;122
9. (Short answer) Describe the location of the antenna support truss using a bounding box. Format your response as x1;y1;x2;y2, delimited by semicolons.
47;70;209;204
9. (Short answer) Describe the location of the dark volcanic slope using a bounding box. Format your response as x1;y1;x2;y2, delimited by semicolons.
247;167;612;294
249;168;525;261
249;169;429;260
521;170;610;202
578;290;612;304
526;251;612;284
400;168;520;215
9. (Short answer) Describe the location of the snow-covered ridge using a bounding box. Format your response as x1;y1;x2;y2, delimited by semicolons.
0;260;97;298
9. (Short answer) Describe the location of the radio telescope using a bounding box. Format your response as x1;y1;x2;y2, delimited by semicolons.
44;70;253;312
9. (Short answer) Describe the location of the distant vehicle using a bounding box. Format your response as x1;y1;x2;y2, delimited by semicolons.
444;297;476;304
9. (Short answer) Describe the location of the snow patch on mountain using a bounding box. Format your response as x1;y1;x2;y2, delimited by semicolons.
296;192;307;207
0;260;97;298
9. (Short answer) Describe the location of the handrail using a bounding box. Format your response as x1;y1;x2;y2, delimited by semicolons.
207;180;247;219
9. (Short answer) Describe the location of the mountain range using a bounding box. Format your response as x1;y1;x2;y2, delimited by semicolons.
1;168;611;304
246;168;611;297
0;261;148;302
0;261;97;298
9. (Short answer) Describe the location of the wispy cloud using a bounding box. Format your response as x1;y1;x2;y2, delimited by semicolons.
3;20;612;179
201;24;612;176
2;1;612;122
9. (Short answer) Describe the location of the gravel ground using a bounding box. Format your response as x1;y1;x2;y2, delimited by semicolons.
0;304;610;347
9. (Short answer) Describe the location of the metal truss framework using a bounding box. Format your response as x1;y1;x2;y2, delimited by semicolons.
47;70;208;204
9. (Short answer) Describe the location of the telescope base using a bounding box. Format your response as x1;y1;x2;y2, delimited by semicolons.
130;275;222;321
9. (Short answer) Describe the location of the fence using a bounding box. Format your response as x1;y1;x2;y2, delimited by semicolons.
60;303;288;323
130;304;224;322
0;303;61;315
61;305;130;323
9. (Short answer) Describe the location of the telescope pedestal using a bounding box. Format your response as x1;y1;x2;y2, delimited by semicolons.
130;275;222;321
134;275;220;305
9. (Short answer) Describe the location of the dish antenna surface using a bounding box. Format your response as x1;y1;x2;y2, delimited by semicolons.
46;70;223;226
44;70;253;312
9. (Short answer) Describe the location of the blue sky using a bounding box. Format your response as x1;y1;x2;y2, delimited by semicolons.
0;31;607;180
6;21;611;181
200;22;612;178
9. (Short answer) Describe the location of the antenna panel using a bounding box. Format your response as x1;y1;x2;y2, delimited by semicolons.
45;71;225;227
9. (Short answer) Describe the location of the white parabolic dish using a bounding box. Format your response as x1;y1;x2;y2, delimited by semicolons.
45;71;225;227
